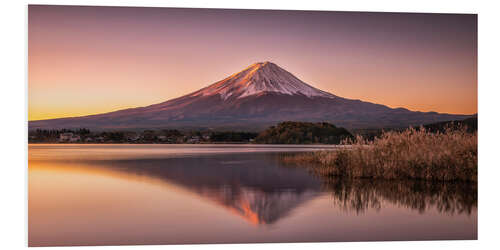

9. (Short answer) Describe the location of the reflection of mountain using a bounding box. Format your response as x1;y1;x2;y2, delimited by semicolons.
197;187;318;225
33;152;477;225
93;153;323;225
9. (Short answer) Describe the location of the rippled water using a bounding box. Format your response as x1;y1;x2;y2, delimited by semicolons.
28;144;477;246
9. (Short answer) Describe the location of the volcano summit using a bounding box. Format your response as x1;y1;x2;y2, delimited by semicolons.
29;62;472;131
190;61;336;100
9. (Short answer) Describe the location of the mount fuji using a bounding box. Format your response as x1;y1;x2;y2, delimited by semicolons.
29;62;472;131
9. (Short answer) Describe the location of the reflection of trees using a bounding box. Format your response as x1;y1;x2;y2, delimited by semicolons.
34;151;477;225
108;155;476;218
322;177;477;215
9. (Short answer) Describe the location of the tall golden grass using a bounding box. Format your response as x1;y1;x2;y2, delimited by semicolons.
282;126;477;182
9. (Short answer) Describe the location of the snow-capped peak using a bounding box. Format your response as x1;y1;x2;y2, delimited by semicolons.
191;61;336;100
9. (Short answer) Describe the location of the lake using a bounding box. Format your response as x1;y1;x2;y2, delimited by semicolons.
28;144;477;246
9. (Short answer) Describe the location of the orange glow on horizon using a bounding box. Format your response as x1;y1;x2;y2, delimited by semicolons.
28;6;477;121
30;158;269;226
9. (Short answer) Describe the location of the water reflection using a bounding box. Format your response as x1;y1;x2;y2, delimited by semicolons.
321;178;477;215
30;152;477;227
59;154;323;225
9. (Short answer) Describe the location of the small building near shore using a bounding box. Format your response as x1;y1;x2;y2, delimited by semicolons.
59;133;80;142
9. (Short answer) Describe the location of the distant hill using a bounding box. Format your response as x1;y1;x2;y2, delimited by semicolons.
422;116;477;133
29;62;472;131
255;121;352;144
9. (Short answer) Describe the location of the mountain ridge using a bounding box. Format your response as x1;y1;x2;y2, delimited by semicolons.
29;61;473;131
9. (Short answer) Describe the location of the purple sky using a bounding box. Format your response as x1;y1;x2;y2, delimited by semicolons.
29;5;477;120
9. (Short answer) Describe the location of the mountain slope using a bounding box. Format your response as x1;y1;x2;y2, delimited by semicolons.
29;62;472;131
189;61;335;100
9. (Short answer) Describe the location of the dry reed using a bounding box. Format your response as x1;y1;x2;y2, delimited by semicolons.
281;126;477;182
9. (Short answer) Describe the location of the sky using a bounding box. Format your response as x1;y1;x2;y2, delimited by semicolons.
28;5;477;121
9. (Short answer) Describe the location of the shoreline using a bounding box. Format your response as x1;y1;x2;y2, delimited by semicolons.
27;142;348;147
280;127;477;182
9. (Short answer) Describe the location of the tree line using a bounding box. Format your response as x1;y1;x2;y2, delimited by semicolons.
28;121;354;144
254;121;353;144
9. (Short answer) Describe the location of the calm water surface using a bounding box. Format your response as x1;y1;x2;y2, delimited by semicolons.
28;144;477;246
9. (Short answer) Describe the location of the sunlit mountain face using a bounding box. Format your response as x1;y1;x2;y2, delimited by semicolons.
29;62;472;131
188;62;336;100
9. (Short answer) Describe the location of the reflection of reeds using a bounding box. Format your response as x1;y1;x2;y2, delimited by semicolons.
282;127;477;182
322;178;477;215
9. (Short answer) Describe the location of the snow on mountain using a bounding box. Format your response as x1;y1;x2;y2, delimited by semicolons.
190;62;336;100
29;61;473;131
